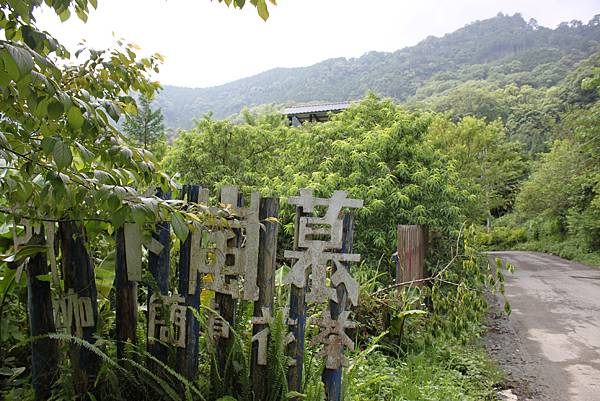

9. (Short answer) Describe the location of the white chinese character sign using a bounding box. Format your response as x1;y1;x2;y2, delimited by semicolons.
147;294;187;348
310;311;356;369
53;289;95;338
188;187;261;301
119;186;361;398
285;189;363;371
29;184;366;399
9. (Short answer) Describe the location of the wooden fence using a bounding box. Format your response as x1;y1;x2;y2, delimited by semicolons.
21;186;363;401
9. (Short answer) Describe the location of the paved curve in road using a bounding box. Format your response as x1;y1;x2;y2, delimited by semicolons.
488;251;600;401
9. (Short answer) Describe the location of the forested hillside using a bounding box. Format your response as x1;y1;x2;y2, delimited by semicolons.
156;13;600;129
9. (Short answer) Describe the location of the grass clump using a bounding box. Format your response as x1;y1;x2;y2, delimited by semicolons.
345;344;502;401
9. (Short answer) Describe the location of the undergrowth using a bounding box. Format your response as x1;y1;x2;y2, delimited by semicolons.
344;343;502;401
513;239;600;268
477;223;600;268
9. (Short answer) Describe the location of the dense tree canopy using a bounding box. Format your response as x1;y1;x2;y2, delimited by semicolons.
165;95;522;265
427;116;527;221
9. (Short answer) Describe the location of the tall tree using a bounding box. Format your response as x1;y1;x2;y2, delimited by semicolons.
123;95;165;149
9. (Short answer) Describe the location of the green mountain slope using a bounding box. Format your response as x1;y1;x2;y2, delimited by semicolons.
155;13;600;129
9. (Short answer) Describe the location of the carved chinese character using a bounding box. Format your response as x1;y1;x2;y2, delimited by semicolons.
43;222;60;287
283;307;298;366
221;187;261;300
53;289;94;338
330;258;360;307
207;301;230;340
284;188;363;305
12;219;32;247
188;187;261;300
290;189;363;250
148;293;187;348
284;249;360;304
251;307;274;365
189;229;241;297
310;311;356;370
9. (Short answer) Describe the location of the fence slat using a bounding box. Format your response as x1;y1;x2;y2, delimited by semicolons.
175;185;201;379
396;225;426;284
322;212;353;401
147;189;171;363
287;206;308;398
26;228;59;401
251;197;280;400
214;186;241;387
115;227;138;359
58;221;100;395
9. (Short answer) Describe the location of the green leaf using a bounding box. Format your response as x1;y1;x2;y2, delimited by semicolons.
52;140;73;170
75;7;88;22
131;205;147;226
58;8;71;22
1;49;20;81
504;301;511;315
35;274;53;282
2;245;47;263
47;100;64;120
256;0;269;21
41;136;55;154
171;211;189;242
74;141;94;162
108;194;121;210
396;309;428;319
67;106;84;129
5;44;34;78
112;206;130;228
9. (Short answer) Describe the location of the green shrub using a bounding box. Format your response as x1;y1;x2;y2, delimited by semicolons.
475;224;527;249
344;344;502;401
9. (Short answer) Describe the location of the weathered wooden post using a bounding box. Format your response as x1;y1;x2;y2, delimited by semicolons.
175;185;201;379
285;190;363;400
214;186;240;376
58;221;100;395
251;197;280;400
147;189;171;363
115;225;139;359
287;205;308;397
322;212;353;401
26;227;59;401
396;225;426;284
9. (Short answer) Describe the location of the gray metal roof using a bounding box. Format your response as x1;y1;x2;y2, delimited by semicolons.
283;101;351;115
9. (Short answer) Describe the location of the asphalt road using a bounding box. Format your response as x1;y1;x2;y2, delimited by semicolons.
487;251;600;401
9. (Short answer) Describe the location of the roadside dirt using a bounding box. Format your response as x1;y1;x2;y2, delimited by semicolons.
485;251;600;401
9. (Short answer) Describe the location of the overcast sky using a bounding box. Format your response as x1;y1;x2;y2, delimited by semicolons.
35;0;600;88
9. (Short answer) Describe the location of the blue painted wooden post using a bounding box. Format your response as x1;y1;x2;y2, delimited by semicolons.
147;189;171;363
175;185;201;379
322;212;354;400
287;206;308;398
